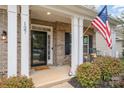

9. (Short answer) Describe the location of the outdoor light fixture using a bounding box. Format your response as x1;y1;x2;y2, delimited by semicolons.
47;12;51;15
1;10;7;42
1;30;7;40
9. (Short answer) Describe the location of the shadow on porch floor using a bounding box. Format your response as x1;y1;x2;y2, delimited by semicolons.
30;65;72;88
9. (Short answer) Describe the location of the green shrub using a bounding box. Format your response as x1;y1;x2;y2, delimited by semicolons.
109;58;122;76
0;76;34;88
120;61;124;73
76;62;101;88
93;56;122;81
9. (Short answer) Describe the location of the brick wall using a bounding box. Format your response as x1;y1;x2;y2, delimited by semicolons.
0;9;21;76
55;21;71;65
0;9;8;76
17;14;21;75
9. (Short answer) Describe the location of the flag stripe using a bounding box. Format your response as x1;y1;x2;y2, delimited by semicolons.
106;21;111;36
93;18;107;37
96;17;106;28
92;21;106;38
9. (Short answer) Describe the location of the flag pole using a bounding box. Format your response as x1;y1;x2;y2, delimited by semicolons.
83;24;91;35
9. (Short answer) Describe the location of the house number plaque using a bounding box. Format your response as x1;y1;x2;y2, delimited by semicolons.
24;21;27;34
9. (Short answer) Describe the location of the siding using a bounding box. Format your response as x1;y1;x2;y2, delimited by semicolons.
116;41;123;57
96;31;112;56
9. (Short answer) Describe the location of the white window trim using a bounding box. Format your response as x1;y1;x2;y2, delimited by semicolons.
31;24;53;65
83;35;89;54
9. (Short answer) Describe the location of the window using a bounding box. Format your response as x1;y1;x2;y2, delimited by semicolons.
89;35;93;53
65;32;71;55
83;36;89;54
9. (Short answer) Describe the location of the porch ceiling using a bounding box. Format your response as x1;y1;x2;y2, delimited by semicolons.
30;5;71;23
30;5;91;27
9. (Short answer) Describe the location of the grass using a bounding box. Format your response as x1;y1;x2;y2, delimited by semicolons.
120;58;124;62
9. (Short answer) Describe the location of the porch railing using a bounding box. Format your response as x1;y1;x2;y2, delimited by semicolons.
83;48;124;62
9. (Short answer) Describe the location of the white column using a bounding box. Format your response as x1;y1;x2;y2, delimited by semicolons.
7;5;17;77
78;18;84;65
71;16;78;75
21;5;30;77
112;31;116;58
71;16;84;75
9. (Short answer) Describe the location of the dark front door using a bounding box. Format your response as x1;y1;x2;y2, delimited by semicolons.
31;31;47;66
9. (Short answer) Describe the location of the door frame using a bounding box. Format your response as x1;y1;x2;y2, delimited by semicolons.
31;24;53;66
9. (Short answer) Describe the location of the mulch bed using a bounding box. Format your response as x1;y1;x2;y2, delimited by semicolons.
68;76;124;88
68;77;82;88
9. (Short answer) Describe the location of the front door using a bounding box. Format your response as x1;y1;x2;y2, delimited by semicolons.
31;31;47;66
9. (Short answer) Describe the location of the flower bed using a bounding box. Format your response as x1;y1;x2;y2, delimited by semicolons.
76;62;101;87
75;56;124;88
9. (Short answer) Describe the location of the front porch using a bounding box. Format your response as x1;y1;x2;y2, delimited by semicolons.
30;65;71;87
0;5;97;78
29;5;96;78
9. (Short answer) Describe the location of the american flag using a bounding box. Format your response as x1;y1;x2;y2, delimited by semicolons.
92;6;112;48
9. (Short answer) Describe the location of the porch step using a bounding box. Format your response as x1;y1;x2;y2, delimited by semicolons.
36;77;71;88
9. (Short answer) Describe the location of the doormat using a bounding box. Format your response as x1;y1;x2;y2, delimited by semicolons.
32;66;49;71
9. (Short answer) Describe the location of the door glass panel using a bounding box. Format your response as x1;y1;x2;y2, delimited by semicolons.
31;31;47;66
48;35;50;59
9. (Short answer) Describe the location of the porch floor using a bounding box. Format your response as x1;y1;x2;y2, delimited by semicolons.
30;65;72;88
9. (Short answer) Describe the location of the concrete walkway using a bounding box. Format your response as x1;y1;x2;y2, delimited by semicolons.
51;82;74;88
30;65;72;88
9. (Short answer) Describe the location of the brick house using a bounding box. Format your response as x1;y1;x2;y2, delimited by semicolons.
0;5;119;78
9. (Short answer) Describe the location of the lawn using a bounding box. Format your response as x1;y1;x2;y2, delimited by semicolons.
120;58;124;62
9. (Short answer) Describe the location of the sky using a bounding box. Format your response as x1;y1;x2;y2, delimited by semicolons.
96;5;124;18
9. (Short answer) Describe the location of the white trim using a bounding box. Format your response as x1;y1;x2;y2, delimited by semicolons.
71;16;79;75
78;18;83;65
21;5;30;77
71;16;84;75
112;31;116;57
7;5;17;77
31;24;53;65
